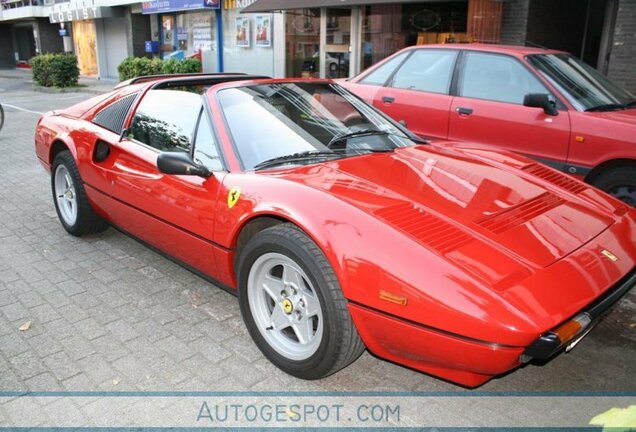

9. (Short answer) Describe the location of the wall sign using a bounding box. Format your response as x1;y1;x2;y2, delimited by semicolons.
142;0;219;14
49;7;115;23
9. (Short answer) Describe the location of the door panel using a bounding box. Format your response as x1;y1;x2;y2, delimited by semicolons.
448;97;571;167
371;49;457;140
96;138;225;276
373;88;453;140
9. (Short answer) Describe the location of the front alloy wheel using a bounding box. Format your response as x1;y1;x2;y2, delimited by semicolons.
248;252;324;361
238;223;365;379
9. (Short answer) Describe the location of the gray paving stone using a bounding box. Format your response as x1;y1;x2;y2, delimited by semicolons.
73;317;108;340
27;334;64;358
28;303;61;323
1;302;29;322
24;372;63;391
105;319;140;343
0;333;29;358
9;351;48;380
42;351;81;381
59;335;96;360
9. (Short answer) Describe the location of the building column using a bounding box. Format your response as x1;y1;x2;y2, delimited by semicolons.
606;0;636;94
499;0;530;46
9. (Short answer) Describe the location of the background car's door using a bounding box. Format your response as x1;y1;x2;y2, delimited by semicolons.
371;49;458;140
94;87;226;276
447;51;571;169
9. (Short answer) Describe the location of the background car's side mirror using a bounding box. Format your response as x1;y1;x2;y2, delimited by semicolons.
523;93;559;116
157;152;211;178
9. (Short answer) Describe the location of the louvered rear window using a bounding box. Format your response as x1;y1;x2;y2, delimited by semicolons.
92;93;137;134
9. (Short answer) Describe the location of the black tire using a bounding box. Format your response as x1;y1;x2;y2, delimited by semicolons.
0;104;4;132
51;150;109;236
237;223;365;380
590;166;636;207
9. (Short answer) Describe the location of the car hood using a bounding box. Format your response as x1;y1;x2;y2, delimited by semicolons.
587;107;636;125
280;144;617;279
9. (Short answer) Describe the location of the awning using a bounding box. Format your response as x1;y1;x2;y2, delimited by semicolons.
241;0;445;13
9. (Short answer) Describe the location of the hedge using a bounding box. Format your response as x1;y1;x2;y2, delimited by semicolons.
117;57;201;81
31;54;79;88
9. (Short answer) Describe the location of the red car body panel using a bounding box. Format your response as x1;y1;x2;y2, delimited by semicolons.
34;77;636;387
341;44;636;180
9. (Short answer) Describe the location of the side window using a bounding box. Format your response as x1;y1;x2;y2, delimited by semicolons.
459;52;549;104
193;110;223;171
128;88;202;152
359;52;409;86
390;49;457;94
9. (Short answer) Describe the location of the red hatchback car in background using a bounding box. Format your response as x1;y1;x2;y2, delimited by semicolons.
341;44;636;206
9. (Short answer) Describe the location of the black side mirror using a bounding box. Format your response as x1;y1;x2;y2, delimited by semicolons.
523;93;559;116
157;152;211;178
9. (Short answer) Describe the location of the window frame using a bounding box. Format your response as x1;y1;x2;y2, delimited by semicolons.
453;50;567;110
191;102;228;172
385;48;460;96
357;51;412;87
123;86;227;172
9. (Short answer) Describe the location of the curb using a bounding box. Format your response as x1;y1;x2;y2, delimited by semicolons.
32;85;110;95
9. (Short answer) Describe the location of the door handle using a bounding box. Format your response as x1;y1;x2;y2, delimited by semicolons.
382;96;395;104
455;107;473;116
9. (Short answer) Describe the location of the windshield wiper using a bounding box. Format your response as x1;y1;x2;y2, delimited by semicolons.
586;103;627;112
327;129;392;148
625;100;636;108
253;150;344;171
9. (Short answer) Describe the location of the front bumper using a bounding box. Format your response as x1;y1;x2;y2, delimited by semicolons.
522;266;636;362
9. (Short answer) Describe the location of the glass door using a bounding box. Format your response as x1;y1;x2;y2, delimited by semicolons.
324;8;351;79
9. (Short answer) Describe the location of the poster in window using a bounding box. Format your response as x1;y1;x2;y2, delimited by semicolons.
236;16;250;48
255;14;272;47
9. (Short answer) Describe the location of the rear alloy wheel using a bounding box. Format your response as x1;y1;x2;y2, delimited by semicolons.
591;166;636;207
51;151;108;236
238;223;365;379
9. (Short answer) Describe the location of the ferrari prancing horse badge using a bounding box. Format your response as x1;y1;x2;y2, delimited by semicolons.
228;187;241;209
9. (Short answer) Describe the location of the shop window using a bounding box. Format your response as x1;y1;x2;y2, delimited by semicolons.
360;2;468;71
285;8;321;78
459;52;548;104
193;110;223;171
359;52;409;86
390;49;457;94
128;88;202;152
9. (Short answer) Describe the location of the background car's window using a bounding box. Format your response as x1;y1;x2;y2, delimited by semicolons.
389;49;457;94
359;51;409;86
128;88;202;152
459;52;548;104
193;111;223;171
528;53;635;111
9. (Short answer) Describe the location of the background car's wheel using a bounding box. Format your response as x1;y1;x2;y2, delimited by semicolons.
591;166;636;207
237;223;365;380
51;150;108;236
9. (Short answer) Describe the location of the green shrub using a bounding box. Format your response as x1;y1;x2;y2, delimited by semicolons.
117;56;201;81
31;54;79;88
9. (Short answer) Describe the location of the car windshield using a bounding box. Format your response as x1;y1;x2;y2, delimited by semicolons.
217;82;415;170
527;53;635;112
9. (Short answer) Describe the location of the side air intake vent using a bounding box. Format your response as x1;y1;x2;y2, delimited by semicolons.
375;203;473;255
92;94;137;134
522;164;587;194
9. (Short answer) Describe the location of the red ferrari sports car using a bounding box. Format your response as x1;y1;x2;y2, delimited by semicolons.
35;74;636;387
